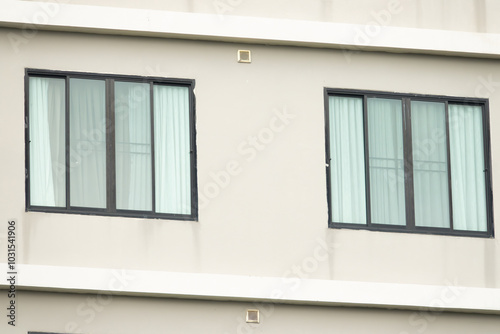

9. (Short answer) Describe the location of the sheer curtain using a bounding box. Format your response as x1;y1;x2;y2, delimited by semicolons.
69;78;107;208
449;105;487;231
115;82;152;211
29;77;66;207
328;96;366;224
368;98;406;225
154;85;191;215
411;101;450;228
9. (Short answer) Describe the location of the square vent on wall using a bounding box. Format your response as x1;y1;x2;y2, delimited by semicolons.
238;50;251;63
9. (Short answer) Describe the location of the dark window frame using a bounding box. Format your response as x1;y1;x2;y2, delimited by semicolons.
324;88;494;238
25;69;198;221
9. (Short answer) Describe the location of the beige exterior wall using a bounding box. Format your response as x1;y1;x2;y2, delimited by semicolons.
2;1;500;332
21;0;500;33
1;27;499;289
1;291;500;334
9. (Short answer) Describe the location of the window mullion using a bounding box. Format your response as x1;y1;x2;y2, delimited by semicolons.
150;82;156;214
482;104;493;236
106;79;116;212
444;101;454;231
65;76;71;210
189;85;197;219
363;96;372;226
403;98;416;229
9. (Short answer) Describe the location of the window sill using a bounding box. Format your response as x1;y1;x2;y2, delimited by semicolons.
329;222;494;238
26;207;197;222
2;263;500;315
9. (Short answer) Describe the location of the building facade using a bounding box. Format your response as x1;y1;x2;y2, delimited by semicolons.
1;0;500;333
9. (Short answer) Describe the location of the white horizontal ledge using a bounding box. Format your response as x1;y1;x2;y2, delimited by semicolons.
2;1;500;58
1;263;500;314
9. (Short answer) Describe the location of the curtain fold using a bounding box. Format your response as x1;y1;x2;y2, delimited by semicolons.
411;101;450;228
329;96;366;224
154;85;191;215
367;98;405;225
29;77;66;207
115;82;152;211
69;78;107;208
449;105;487;231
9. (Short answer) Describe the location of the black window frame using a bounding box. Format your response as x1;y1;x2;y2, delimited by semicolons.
324;88;494;238
25;69;198;221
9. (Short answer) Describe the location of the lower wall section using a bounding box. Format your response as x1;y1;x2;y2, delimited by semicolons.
2;290;500;334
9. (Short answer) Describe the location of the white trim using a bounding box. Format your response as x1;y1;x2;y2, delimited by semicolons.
2;263;500;314
1;1;500;58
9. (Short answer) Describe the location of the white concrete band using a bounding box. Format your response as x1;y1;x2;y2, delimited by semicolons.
1;0;500;58
1;263;499;314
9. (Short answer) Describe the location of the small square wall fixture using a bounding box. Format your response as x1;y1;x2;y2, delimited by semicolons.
246;309;259;323
238;50;251;63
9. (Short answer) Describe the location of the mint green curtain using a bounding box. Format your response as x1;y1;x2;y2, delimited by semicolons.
154;85;191;215
329;96;366;224
115;82;152;211
329;96;487;232
30;77;192;215
449;105;487;231
411;101;450;228
69;78;106;208
29;77;66;207
368;98;406;226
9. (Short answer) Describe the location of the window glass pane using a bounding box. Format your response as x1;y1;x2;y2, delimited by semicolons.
449;105;487;231
115;82;152;211
69;78;106;208
411;101;450;228
368;98;405;225
154;85;191;215
29;77;66;207
329;96;366;224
